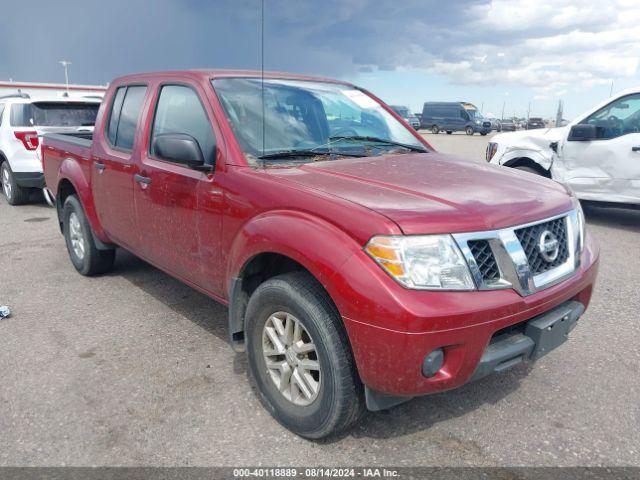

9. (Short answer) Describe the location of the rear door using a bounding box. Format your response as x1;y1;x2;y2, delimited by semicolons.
92;85;148;249
134;80;223;290
558;93;640;203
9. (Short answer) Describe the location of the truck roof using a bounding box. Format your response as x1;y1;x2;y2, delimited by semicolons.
110;69;355;87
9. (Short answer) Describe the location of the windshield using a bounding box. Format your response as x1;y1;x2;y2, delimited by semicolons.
11;102;100;127
467;109;483;119
212;78;426;164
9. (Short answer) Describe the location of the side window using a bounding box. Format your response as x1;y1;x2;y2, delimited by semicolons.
106;87;126;145
584;94;640;140
0;104;5;126
115;86;147;150
150;85;216;165
460;109;470;121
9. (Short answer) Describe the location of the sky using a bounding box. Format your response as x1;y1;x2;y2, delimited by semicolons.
1;0;639;119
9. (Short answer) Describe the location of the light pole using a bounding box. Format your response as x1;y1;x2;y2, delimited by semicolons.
59;60;72;95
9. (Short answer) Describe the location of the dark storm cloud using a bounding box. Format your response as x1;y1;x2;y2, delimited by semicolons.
0;0;637;97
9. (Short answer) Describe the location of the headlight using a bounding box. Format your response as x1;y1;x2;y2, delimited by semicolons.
486;142;498;161
365;235;475;290
475;120;481;125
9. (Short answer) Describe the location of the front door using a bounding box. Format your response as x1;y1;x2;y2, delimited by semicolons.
92;85;147;250
558;93;640;203
133;81;222;291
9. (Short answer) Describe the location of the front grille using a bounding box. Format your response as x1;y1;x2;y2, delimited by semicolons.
515;218;568;275
468;240;499;281
482;121;491;128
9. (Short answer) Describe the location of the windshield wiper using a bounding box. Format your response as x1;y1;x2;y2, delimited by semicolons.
257;149;365;160
328;135;427;153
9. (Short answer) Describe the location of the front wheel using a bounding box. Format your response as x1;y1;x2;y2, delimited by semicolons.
245;272;364;439
63;195;115;276
465;126;474;135
1;162;30;205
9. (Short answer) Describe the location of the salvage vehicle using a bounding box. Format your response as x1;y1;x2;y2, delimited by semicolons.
42;70;599;439
421;101;491;135
487;88;640;205
389;105;420;129
0;93;101;205
526;117;546;130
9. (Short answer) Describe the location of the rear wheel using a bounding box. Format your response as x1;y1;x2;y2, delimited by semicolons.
465;126;474;135
245;271;364;439
431;125;439;134
63;195;115;276
1;162;30;205
446;131;452;135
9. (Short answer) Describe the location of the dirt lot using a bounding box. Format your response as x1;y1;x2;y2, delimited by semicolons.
1;133;638;466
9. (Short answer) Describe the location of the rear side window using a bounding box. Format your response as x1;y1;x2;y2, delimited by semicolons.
0;104;5;126
10;102;99;127
106;85;147;151
150;85;215;165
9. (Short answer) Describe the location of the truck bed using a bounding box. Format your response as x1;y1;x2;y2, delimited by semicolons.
42;132;95;200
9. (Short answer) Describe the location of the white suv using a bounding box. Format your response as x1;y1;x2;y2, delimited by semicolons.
0;94;101;205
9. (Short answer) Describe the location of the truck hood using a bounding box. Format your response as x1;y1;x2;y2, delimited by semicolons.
266;152;574;234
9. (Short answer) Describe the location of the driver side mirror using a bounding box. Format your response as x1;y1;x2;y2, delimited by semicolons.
568;123;597;141
152;133;212;171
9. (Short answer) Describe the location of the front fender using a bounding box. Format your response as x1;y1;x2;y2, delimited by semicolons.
500;147;553;170
57;158;109;243
227;209;364;294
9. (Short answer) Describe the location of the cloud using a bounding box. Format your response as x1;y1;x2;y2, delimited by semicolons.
0;0;638;98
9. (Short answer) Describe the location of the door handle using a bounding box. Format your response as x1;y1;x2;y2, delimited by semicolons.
95;161;105;171
134;173;152;185
632;146;640;152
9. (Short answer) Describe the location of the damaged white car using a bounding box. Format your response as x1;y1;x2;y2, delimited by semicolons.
486;89;640;205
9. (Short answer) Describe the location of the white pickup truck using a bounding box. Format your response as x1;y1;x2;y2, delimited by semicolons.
487;88;640;206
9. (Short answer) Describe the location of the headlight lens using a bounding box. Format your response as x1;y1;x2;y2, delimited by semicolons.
486;142;498;162
365;235;475;290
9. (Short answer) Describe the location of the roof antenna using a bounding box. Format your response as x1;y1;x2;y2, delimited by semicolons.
261;0;265;157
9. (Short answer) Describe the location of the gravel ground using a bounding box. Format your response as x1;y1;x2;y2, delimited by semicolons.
0;132;638;466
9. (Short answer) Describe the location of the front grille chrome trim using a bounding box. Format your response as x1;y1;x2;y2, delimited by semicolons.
453;210;580;296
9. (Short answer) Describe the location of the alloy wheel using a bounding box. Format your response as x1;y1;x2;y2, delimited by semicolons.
262;311;321;406
68;212;86;260
2;165;12;200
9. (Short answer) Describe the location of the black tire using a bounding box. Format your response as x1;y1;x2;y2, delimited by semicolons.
513;165;543;176
62;195;115;276
431;125;439;134
245;271;364;439
446;131;452;135
1;161;30;205
465;126;474;135
481;132;487;136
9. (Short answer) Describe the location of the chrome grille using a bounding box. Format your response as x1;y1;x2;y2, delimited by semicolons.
515;218;568;274
454;211;580;296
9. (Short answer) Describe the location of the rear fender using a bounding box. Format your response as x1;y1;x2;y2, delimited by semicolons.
56;158;110;243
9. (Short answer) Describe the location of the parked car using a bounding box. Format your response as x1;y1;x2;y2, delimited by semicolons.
43;70;598;439
527;117;546;129
389;105;420;129
0;93;100;205
487;118;502;131
421;101;491;135
499;119;517;131
487;88;640;205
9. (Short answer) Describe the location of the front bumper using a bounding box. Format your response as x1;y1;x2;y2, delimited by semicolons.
334;232;599;400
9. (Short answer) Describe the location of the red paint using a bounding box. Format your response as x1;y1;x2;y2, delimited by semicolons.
42;70;599;397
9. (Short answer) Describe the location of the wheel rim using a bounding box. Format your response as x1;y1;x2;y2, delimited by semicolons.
68;212;86;260
2;166;12;200
262;311;321;406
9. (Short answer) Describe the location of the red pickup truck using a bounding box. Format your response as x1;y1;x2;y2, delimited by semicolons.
43;70;599;438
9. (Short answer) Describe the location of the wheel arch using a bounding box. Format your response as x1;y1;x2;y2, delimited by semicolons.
503;156;552;178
